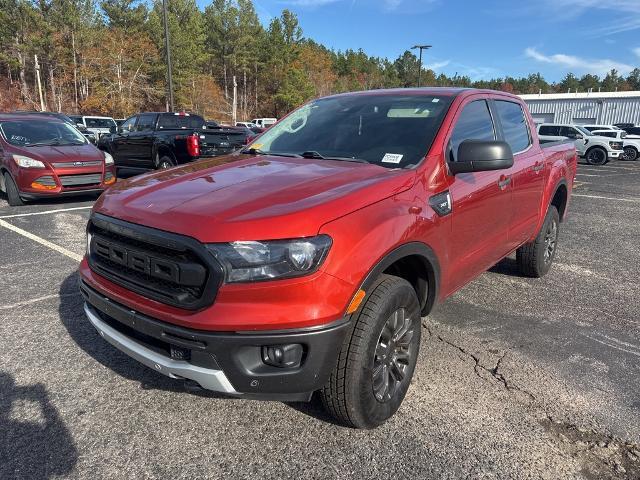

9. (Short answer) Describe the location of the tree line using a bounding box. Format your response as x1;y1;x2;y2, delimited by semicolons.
1;0;640;122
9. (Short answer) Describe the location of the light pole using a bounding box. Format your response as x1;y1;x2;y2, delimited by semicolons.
411;44;431;87
162;0;174;111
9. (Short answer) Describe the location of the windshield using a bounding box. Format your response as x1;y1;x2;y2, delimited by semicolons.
0;120;87;146
251;94;453;168
85;117;116;128
575;126;592;136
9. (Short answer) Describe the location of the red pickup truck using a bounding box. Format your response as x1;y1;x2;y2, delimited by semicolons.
79;88;576;428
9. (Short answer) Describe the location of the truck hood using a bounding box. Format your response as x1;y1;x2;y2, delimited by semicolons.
12;144;105;164
94;154;416;242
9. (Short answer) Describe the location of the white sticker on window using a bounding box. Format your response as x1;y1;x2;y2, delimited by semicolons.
382;153;403;164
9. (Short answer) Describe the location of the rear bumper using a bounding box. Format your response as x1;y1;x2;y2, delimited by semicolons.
80;281;349;401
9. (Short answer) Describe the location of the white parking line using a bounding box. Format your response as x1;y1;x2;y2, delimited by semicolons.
572;193;640;203
0;219;83;262
0;292;80;310
0;205;92;219
576;173;605;177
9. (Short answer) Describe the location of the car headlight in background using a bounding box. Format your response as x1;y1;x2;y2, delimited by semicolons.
103;152;114;165
13;155;45;169
207;235;332;282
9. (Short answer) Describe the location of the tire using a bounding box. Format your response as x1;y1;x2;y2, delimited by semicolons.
320;274;422;429
516;205;560;278
4;173;25;207
585;147;608;166
156;155;175;170
622;146;638;161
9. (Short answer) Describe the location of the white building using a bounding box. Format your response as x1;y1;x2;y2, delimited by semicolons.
519;91;640;125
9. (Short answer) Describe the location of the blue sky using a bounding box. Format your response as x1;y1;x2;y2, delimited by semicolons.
228;0;640;82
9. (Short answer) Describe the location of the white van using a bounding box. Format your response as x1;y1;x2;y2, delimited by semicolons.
251;118;277;128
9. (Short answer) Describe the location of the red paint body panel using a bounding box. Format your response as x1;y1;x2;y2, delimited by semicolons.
81;88;576;332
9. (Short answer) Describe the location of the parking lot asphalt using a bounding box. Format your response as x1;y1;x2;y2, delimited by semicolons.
1;161;639;479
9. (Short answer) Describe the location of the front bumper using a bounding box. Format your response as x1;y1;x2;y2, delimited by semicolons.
609;150;622;158
80;281;350;401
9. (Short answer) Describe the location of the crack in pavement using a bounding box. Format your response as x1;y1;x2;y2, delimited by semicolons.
423;322;535;400
422;321;640;479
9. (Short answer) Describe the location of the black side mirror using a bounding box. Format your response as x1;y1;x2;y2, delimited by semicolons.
109;125;117;134
449;140;514;175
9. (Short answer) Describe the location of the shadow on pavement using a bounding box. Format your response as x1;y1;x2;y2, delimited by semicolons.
0;371;78;479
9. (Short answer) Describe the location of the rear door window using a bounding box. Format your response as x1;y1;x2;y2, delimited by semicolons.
450;100;496;157
539;125;560;136
136;114;157;132
494;101;530;153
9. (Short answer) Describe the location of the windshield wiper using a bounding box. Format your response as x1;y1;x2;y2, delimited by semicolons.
240;147;301;158
25;139;62;147
300;151;369;164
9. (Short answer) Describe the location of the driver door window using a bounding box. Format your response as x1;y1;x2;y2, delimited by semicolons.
450;100;495;160
121;116;137;133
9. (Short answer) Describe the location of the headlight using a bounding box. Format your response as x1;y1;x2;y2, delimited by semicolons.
103;152;114;165
609;141;623;150
207;235;332;282
13;155;45;169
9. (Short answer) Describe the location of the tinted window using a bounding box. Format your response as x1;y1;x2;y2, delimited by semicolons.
136;114;157;132
559;126;581;138
583;126;597;132
539;125;559;136
450;100;495;156
121;116;137;132
255;94;454;168
495;101;530;153
157;114;205;130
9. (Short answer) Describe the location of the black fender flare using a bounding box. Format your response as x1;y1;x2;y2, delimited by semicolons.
357;242;440;316
549;177;569;220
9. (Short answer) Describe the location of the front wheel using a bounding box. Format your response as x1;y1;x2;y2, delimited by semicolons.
4;173;25;207
516;205;560;278
585;147;608;166
320;274;421;429
622;146;638;161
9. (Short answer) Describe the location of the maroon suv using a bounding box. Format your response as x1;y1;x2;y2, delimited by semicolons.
0;114;116;206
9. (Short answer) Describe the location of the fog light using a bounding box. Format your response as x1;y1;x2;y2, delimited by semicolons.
262;344;303;368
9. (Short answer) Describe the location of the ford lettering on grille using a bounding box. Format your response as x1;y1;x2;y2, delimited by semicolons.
94;238;180;284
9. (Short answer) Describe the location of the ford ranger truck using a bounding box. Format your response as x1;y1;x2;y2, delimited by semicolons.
79;88;577;429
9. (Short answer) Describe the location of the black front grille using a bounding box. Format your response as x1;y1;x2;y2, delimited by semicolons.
88;213;223;310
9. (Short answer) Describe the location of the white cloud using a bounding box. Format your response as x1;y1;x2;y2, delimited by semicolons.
425;60;450;71
542;0;640;36
525;47;634;76
633;47;640;58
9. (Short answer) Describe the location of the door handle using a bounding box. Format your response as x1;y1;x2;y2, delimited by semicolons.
532;162;544;172
497;175;511;189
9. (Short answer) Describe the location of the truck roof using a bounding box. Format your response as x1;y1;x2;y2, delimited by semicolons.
320;87;523;102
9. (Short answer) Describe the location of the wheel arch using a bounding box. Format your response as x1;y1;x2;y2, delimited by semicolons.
357;242;440;317
550;179;569;222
